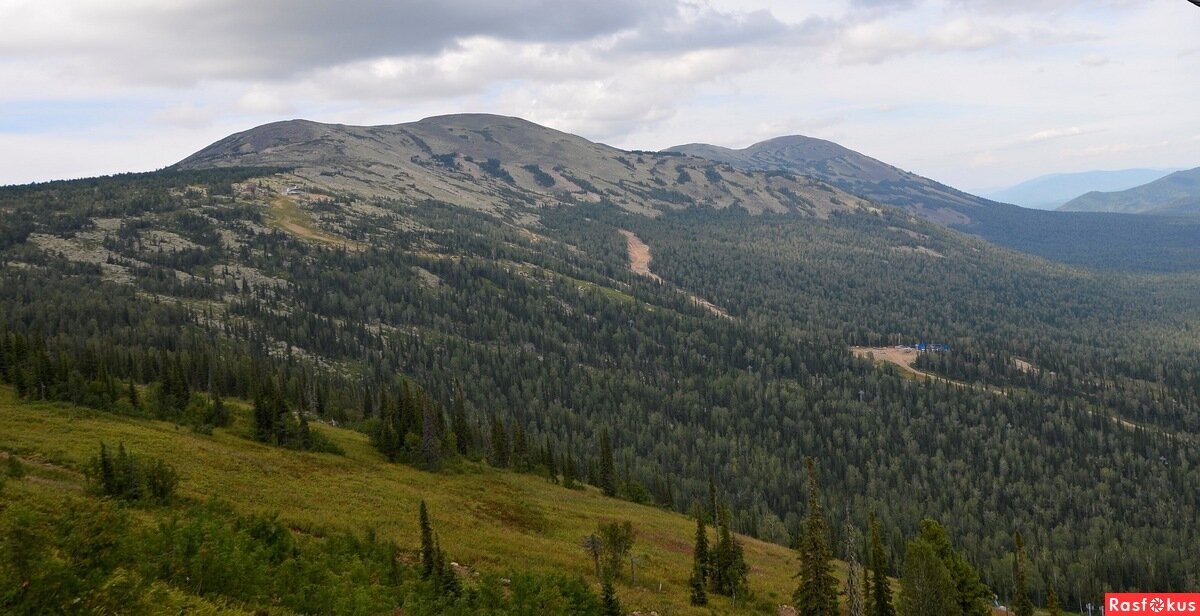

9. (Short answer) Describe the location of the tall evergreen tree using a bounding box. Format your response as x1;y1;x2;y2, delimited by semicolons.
1046;585;1062;616
868;512;896;616
489;415;509;468
899;537;960;616
1011;532;1034;616
450;389;471;456
918;519;990;616
421;396;441;471
601;578;621;616
710;505;748;598
689;508;709;606
794;458;838;616
419;500;435;580
845;519;866;616
598;428;616;497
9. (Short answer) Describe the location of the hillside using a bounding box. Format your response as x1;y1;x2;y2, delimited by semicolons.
3;116;1200;610
669;136;1200;272
0;386;804;614
985;168;1174;210
1060;166;1200;215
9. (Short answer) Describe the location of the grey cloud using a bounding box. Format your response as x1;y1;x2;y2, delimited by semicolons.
3;0;677;84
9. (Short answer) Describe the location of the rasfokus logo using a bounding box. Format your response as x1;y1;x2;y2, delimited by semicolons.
1106;593;1200;615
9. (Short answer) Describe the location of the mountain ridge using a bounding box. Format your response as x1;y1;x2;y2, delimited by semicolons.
1059;166;1200;215
178;114;875;219
985;168;1175;210
667;134;1001;225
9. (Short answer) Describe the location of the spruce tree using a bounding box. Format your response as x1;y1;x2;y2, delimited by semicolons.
1011;532;1034;616
899;537;960;616
794;457;838;616
421;397;441;471
689;508;709;606
845;519;866;616
598;428;616;497
543;437;559;483
601;578;621;616
1047;585;1062;616
868;513;896;616
918;519;990;616
419;500;435;579
450;389;471;456
490;415;509;468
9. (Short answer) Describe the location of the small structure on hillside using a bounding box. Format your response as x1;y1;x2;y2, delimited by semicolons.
915;342;951;352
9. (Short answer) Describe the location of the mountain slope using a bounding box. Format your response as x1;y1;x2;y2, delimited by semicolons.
179;114;874;218
986;168;1174;210
669;135;1200;271
1059;166;1200;215
668;135;996;225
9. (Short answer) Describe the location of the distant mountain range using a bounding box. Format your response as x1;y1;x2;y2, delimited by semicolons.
986;169;1176;210
1059;167;1200;215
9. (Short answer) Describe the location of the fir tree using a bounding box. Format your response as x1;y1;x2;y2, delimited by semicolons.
601;578;621;616
419;500;435;579
868;512;896;616
845;518;866;616
563;450;579;490
421;396;441;471
899;537;960;616
127;378;139;409
689;507;709;606
450;389;471;456
794;458;838;616
710;505;748;597
1047;585;1062;616
598;428;616;497
490;415;509;468
918;519;990;616
1011;532;1034;616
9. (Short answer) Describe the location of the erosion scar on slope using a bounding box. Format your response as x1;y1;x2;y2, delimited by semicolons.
618;229;662;282
619;229;730;318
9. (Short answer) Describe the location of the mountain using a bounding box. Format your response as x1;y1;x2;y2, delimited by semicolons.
667;135;995;225
179;114;873;218
1059;166;1200;215
668;136;1200;272
985;168;1175;210
3;114;1200;611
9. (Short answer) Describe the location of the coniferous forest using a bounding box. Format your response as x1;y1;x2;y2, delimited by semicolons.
2;165;1199;613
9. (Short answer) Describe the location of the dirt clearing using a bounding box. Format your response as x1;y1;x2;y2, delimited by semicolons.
619;229;730;318
618;229;662;282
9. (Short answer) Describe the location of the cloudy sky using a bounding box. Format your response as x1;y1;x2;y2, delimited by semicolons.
2;0;1197;192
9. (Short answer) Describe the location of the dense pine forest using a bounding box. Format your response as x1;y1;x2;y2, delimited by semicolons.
2;166;1199;612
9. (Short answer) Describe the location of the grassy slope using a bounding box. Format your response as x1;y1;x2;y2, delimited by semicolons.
0;386;810;615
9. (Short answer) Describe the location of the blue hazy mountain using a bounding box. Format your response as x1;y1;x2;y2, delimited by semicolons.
986;169;1175;210
1060;167;1200;215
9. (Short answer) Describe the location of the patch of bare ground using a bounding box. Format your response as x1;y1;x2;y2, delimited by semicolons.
852;346;988;391
618;230;662;282
618;229;731;318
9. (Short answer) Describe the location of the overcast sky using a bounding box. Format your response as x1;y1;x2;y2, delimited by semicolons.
2;0;1197;191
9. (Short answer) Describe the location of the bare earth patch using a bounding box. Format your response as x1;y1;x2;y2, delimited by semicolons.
618;229;730;318
618;229;662;282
